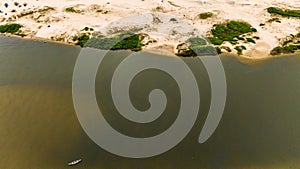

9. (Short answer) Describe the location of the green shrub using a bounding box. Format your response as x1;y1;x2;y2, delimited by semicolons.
221;46;232;52
198;12;213;19
270;45;300;55
267;7;300;18
189;45;217;56
65;7;82;13
74;34;90;47
237;37;245;40
267;17;281;23
0;23;22;33
215;47;222;54
253;36;260;40
208;37;223;45
188;37;207;46
234;45;246;55
246;38;256;43
72;35;78;41
84;33;143;51
208;21;257;45
178;45;217;57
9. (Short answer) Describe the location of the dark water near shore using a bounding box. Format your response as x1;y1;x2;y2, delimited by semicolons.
0;36;300;169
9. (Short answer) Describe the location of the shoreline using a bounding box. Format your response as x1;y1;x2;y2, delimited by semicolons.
0;0;299;59
2;34;299;60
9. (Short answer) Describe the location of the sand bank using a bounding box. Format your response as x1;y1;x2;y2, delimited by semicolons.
0;0;299;58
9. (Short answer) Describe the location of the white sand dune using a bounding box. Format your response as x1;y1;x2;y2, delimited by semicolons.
0;0;299;58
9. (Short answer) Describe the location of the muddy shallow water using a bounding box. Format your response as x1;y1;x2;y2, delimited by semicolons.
0;36;300;169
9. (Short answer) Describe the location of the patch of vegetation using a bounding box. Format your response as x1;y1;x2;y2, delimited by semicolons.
188;37;207;46
39;6;55;13
170;18;177;22
178;45;217;57
234;45;246;55
152;6;166;12
189;45;217;56
267;7;300;18
73;34;90;47
177;37;217;57
82;27;94;31
0;23;22;33
253;36;260;40
221;46;232;52
208;37;223;45
208;21;257;45
282;38;293;46
198;12;213;19
259;23;265;26
215;47;222;54
65;7;82;13
237;37;245;40
270;45;300;55
84;33;143;51
267;17;281;23
246;38;256;44
270;31;300;55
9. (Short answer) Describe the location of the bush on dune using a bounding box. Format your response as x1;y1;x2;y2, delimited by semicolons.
83;33;143;51
0;23;22;33
267;7;300;18
208;21;257;45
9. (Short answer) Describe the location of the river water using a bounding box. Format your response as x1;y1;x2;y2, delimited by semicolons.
0;36;300;169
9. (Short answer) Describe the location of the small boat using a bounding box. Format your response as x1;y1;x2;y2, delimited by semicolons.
67;159;82;166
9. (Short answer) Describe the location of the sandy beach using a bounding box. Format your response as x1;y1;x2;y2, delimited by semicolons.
0;0;299;58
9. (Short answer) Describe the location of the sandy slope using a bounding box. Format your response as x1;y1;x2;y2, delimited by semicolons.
0;0;299;58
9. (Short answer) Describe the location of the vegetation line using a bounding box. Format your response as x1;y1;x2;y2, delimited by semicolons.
267;7;300;18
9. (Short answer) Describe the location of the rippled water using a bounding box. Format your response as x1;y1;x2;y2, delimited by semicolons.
0;36;300;168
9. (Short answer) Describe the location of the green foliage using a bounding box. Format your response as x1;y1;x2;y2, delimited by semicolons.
237;37;245;40
234;45;246;55
198;12;213;19
177;36;218;57
208;21;257;45
208;37;223;45
270;31;300;55
282;39;293;46
188;37;207;46
189;45;217;56
253;36;260;40
270;45;300;55
65;7;82;13
84;33;143;51
267;17;281;23
221;46;232;52
74;34;90;47
246;38;256;43
179;46;217;57
267;7;300;18
72;35;78;41
0;23;22;33
215;47;222;54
